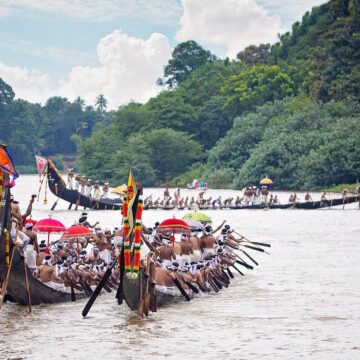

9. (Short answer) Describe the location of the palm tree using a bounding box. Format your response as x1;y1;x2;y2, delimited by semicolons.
74;96;85;109
95;94;107;112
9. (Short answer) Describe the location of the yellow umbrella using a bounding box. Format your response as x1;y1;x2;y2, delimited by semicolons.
111;184;127;194
259;177;273;185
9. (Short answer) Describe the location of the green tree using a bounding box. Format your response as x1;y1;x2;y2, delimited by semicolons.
95;94;107;111
221;65;295;116
159;40;217;88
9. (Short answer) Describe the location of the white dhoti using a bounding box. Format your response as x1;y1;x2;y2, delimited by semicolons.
190;250;201;263
44;281;66;292
155;285;177;296
162;259;172;267
202;248;215;259
25;245;37;270
181;254;191;265
99;249;112;265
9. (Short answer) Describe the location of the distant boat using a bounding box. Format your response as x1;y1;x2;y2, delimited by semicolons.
47;160;122;211
187;179;208;190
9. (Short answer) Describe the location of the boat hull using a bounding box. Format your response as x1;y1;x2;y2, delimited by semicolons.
47;160;122;210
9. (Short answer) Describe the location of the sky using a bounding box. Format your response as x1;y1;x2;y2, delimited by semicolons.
0;0;326;109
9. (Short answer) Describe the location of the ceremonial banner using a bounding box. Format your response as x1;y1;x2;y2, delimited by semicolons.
0;144;18;179
35;155;47;177
126;169;137;232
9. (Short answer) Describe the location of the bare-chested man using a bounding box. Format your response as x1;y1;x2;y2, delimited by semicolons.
179;233;193;265
157;240;177;267
36;255;65;291
200;226;217;260
189;231;202;262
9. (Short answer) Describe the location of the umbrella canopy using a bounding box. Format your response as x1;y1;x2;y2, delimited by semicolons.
112;184;127;195
182;212;212;224
259;177;273;185
157;218;191;234
33;218;66;233
23;218;38;226
185;219;205;231
62;225;92;238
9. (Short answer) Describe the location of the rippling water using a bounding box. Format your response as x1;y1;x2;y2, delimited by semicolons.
1;175;359;360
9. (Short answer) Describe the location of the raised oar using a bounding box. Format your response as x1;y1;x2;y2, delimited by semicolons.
241;249;259;266
233;230;271;248
242;244;265;253
82;261;116;317
231;264;244;276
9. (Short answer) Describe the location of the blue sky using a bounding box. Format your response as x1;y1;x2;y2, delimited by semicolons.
0;0;326;109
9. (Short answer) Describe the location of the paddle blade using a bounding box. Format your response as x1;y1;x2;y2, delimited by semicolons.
243;244;264;252
251;241;271;248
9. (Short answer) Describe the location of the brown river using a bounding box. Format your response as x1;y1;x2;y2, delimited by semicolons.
1;175;359;360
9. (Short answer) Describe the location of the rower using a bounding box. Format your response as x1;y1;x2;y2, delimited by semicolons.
157;238;176;267
305;192;312;202
24;223;39;273
200;226;216;260
78;212;99;229
179;233;193;266
67;168;74;190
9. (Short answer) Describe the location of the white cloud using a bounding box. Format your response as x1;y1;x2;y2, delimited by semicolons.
0;0;182;23
177;0;282;58
58;30;172;108
0;62;53;103
0;30;172;109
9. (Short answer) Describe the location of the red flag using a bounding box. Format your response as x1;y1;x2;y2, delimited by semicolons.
35;156;47;177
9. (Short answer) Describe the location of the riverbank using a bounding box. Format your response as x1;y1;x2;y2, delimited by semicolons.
323;182;360;194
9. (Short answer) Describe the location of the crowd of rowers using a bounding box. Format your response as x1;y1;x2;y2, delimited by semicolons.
146;221;259;297
9;195;257;298
66;169;110;201
144;186;359;210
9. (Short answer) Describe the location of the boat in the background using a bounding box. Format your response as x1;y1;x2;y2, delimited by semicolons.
47;160;122;211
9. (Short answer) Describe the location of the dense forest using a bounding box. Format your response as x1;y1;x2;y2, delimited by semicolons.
1;0;359;189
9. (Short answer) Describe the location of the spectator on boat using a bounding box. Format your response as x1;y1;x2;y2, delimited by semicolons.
102;183;109;198
86;179;92;197
174;188;180;206
67;168;74;190
74;175;81;191
341;188;348;200
164;186;170;200
93;181;101;201
305;192;313;202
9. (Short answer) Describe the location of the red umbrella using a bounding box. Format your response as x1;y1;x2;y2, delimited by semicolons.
23;218;38;226
157;218;191;234
33;217;66;245
63;225;92;238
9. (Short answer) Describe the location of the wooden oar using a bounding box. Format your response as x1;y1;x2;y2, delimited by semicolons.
241;249;259;266
137;272;144;318
0;246;16;310
236;259;253;270
170;273;190;301
234;231;271;248
231;264;244;276
242;244;265;253
51;180;69;210
226;267;235;278
82;260;116;317
0;224;20;311
23;258;32;313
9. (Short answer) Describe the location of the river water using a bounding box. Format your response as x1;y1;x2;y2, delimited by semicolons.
1;175;359;360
